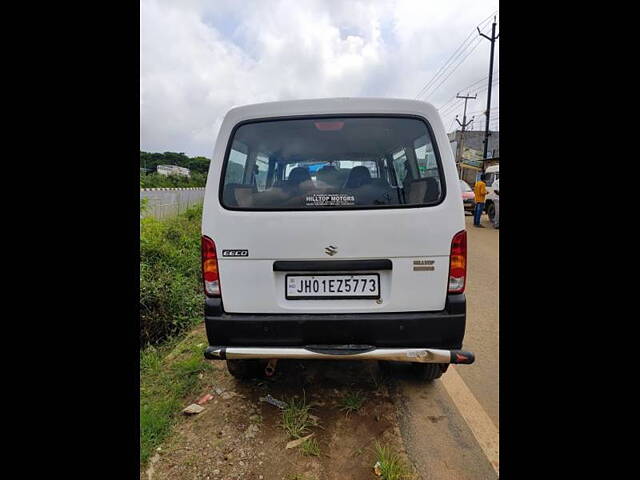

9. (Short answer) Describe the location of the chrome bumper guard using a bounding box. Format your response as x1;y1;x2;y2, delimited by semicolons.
204;345;475;364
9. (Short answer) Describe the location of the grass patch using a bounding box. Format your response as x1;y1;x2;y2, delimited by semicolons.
370;366;392;391
249;413;263;425
300;437;321;457
281;393;317;439
140;329;212;465
140;203;203;347
374;443;412;480
339;390;366;416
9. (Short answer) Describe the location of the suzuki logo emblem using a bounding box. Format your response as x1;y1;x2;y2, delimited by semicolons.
325;245;338;256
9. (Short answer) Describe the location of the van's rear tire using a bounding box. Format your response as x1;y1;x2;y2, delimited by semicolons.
413;363;449;381
379;361;449;381
226;359;261;379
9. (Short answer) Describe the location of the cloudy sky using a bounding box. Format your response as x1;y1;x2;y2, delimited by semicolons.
140;0;499;158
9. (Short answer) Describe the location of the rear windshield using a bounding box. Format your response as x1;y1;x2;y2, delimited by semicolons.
220;116;444;210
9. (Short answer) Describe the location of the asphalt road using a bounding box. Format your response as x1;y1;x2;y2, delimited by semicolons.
394;212;499;479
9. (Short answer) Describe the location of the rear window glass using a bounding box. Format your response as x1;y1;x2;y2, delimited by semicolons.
220;117;444;210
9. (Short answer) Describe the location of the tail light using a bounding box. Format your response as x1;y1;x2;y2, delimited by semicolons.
448;230;467;293
201;235;220;297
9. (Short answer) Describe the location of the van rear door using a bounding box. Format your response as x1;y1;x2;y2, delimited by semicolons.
205;115;463;314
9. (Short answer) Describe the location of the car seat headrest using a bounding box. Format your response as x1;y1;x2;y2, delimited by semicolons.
345;166;372;188
288;167;311;187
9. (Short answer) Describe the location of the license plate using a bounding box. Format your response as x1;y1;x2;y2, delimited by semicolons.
286;274;380;300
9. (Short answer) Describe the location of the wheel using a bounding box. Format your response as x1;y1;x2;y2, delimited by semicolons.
226;359;262;379
487;203;495;222
412;363;449;381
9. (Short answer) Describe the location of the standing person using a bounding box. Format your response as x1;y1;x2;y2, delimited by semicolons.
473;174;487;227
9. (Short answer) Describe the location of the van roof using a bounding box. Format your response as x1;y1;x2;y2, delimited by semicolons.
223;97;439;125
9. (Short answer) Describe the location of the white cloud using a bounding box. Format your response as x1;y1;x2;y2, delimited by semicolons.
140;0;499;156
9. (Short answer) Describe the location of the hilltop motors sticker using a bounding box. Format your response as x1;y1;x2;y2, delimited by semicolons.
305;193;355;206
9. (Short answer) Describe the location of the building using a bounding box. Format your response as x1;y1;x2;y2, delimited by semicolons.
448;130;499;186
156;165;191;178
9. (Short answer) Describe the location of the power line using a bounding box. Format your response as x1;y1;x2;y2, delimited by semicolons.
424;33;488;99
417;36;483;99
439;78;487;110
467;106;499;117
459;73;496;94
441;81;498;116
442;97;498;124
439;95;462;112
437;70;500;110
440;99;464;116
415;12;495;99
415;11;497;99
441;79;499;120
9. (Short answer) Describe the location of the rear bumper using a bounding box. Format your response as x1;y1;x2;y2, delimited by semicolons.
204;345;475;364
204;294;467;350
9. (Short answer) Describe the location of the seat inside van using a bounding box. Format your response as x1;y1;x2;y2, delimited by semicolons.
223;183;258;207
286;166;312;190
404;177;440;204
316;165;342;190
344;166;372;189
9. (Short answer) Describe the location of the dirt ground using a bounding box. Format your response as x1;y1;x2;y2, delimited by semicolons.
144;350;415;480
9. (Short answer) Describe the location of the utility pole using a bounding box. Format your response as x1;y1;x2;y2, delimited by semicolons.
455;93;476;177
478;16;499;160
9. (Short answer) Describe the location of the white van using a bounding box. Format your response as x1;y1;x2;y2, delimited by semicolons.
484;164;499;193
202;98;475;381
483;164;499;219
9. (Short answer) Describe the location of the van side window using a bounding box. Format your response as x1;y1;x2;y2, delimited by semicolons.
414;135;439;178
225;146;248;184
